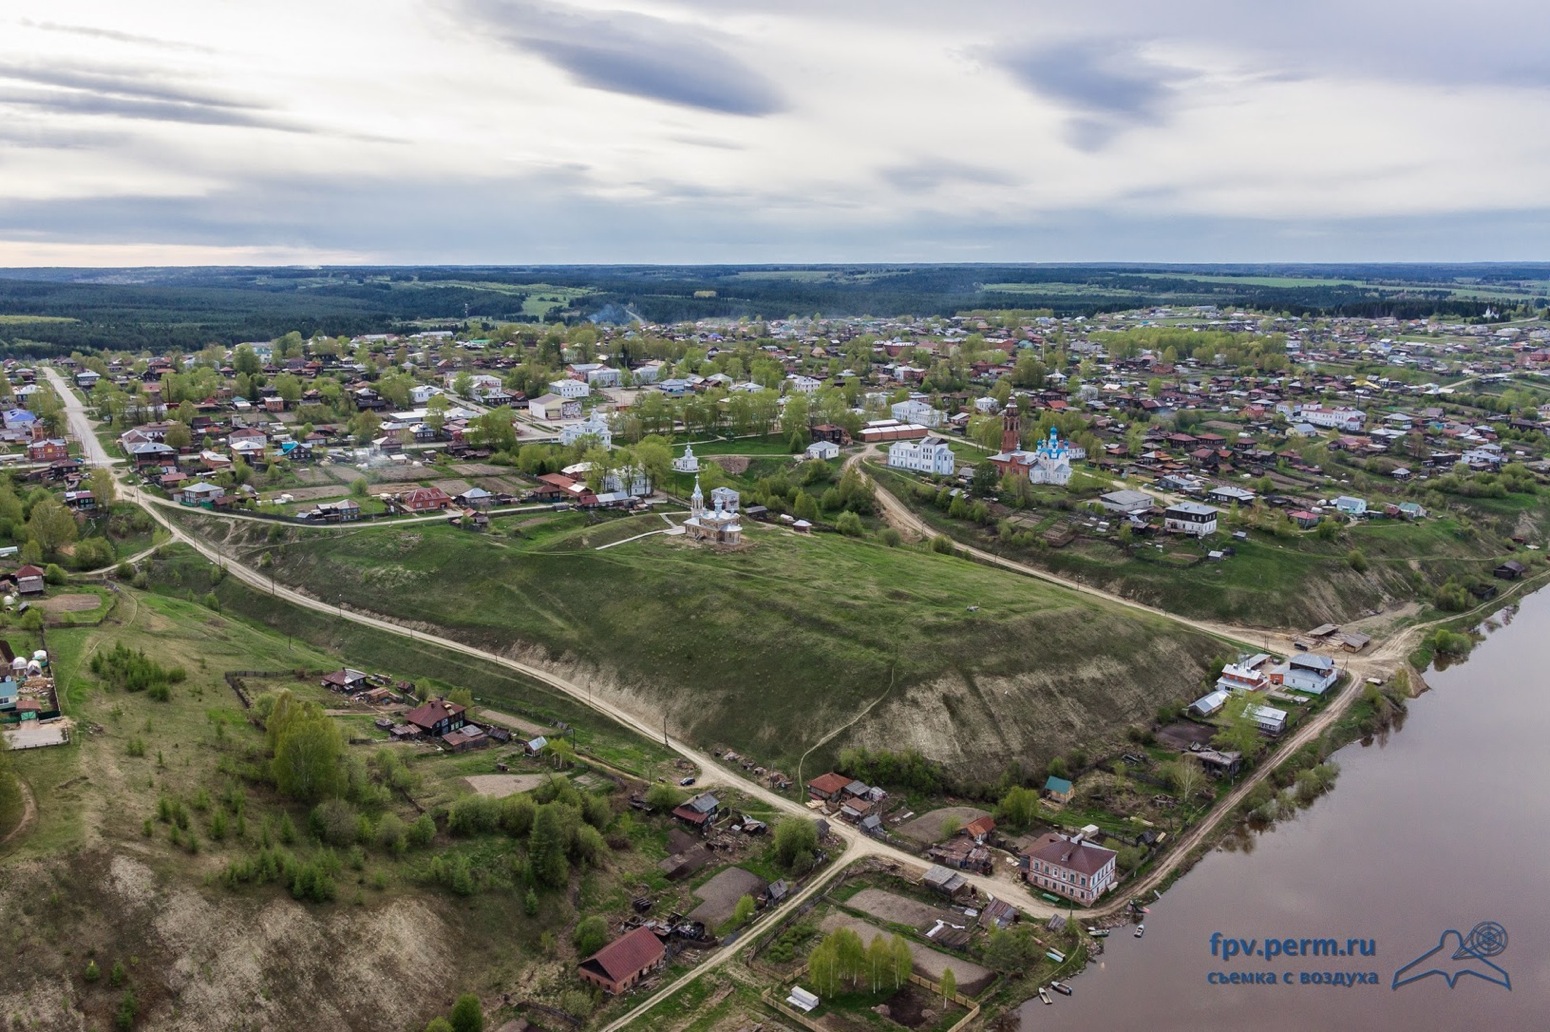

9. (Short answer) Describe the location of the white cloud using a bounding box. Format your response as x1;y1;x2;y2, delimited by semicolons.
0;0;1547;263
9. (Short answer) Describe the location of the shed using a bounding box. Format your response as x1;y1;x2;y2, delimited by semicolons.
1495;560;1527;580
1188;689;1230;718
923;864;969;899
786;987;820;1013
1043;775;1074;803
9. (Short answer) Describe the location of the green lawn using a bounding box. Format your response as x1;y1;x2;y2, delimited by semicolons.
180;513;1225;781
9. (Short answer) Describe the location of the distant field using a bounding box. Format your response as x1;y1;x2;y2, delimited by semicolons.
1132;273;1370;289
0;314;77;324
187;512;1225;779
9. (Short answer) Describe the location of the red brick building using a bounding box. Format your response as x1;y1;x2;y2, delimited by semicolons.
577;926;665;995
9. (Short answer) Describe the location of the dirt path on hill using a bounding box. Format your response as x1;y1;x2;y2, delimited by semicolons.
0;775;37;852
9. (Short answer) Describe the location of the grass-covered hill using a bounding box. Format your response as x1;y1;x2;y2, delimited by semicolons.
190;512;1227;781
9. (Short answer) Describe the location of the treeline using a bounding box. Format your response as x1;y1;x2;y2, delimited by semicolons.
5;263;1542;350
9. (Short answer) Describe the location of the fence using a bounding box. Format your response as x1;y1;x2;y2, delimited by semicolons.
759;974;979;1032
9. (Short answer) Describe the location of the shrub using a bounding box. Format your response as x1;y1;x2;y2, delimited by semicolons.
311;799;359;847
116;989;137;1031
573;915;609;957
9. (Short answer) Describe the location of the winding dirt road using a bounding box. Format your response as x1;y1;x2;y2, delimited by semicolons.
45;367;1466;1026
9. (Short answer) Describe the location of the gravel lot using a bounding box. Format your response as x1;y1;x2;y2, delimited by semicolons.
688;867;766;926
896;806;992;846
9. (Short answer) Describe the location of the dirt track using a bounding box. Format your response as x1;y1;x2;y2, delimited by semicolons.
44;367;1502;1026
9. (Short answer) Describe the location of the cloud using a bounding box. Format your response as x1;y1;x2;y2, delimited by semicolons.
880;160;1016;194
0;61;319;133
452;0;786;116
19;19;216;53
992;38;1183;149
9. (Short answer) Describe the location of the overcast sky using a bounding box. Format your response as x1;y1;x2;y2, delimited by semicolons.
2;0;1548;266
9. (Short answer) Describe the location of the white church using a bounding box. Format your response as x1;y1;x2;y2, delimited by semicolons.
682;477;743;546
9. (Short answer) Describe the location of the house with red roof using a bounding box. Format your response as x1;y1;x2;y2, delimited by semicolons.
806;771;851;802
577;926;666;995
1020;831;1117;905
403;697;465;737
397;486;451;513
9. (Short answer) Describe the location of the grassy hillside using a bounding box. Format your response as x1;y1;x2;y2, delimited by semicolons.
187;512;1228;781
1;577;738;1031
872;466;1542;629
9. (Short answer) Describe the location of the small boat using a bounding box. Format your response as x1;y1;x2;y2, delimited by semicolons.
1129;900;1150;914
1050;981;1073;996
1087;927;1110;938
1135;923;1146;939
1038;987;1053;1005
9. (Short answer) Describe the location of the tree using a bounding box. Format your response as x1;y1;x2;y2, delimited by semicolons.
1347;548;1368;572
998;785;1041;830
1213;699;1265;763
793;492;819;522
272;717;344;803
88;466;117;507
644;782;685;810
940;966;956;1005
835;511;863;537
529;803;569;888
807;936;842;997
732;893;756;928
781;393;810;438
26;498;78;557
983;927;1035;974
866;934;892;993
233;344;261;375
449;995;484;1032
773;816;819;871
890;934;912;989
1169;755;1204;806
467;409;517;452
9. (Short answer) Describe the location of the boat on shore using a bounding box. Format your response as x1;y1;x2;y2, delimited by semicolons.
1086;927;1110;938
1051;981;1073;996
1038;986;1053;1005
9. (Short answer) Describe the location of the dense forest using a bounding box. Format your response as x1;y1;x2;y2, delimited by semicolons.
0;263;1546;353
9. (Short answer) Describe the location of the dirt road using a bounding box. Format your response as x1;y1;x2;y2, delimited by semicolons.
47;366;1464;1022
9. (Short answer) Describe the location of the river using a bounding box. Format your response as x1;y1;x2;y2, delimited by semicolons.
1024;591;1550;1029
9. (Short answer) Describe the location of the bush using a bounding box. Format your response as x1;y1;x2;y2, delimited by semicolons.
449;994;484;1032
929;535;957;555
574;915;609;956
448;795;502;836
311;799;359;847
116;989;137;1031
408;813;436;848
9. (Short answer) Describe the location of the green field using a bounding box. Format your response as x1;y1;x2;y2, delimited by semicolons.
182;512;1226;782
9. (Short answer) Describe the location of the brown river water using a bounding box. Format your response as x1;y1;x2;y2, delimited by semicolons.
1022;592;1550;1029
